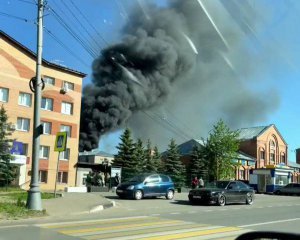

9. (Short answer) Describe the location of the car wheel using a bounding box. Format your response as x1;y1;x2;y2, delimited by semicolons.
246;193;254;205
134;190;143;200
166;190;174;200
217;194;226;206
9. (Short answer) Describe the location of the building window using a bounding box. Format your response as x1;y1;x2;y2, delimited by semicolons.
43;76;55;85
22;143;28;156
260;150;265;160
0;87;9;102
280;153;286;164
239;169;245;180
16;117;30;131
58;172;68;184
60;125;71;137
39;170;48;183
61;102;73;115
63;81;74;91
18;92;32;107
41;121;52;135
41;97;53;111
39;146;50;159
59;148;70;160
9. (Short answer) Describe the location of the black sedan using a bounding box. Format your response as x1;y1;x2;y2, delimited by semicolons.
188;180;255;206
274;183;300;196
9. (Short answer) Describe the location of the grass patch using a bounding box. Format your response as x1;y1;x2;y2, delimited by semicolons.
0;191;55;220
0;202;46;220
0;187;25;193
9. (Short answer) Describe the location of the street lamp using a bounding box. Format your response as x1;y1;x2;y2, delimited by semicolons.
102;158;109;187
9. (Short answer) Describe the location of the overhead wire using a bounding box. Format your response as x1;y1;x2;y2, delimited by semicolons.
69;0;109;46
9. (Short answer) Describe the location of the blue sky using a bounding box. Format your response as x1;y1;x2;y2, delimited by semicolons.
1;0;299;162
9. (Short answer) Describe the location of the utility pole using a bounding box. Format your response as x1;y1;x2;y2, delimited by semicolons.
26;0;44;210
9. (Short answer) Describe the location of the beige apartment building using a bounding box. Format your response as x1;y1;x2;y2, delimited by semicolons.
0;30;86;191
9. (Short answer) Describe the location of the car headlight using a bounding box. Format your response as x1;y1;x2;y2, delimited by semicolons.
211;192;218;196
127;185;134;190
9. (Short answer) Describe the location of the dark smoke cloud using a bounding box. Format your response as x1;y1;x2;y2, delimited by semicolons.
80;0;281;152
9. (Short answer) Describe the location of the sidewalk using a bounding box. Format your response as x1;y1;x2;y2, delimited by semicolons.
42;192;115;217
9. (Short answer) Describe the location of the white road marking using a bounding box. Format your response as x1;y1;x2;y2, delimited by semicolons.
170;212;180;215
238;218;300;227
0;224;28;229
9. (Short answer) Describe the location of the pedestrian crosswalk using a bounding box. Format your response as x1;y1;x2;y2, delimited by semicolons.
37;216;251;240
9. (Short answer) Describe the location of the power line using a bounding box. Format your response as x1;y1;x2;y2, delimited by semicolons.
59;0;103;50
0;11;33;22
46;4;98;58
15;0;36;5
69;0;109;46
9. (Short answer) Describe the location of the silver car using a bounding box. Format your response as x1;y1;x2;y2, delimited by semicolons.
274;183;300;196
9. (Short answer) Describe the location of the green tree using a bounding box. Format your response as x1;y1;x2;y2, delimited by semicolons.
152;146;163;173
188;145;208;184
113;128;135;181
132;138;145;174
0;105;17;189
202;119;240;181
163;139;185;188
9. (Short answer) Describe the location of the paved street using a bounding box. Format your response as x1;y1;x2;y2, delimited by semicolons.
0;193;300;239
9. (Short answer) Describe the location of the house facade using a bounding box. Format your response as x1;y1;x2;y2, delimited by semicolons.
0;30;86;191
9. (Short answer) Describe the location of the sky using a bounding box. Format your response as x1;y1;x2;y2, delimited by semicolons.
1;0;300;162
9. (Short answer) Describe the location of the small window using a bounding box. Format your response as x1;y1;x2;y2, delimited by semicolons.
18;92;32;107
160;175;170;182
39;170;48;183
59;148;70;160
16;117;30;131
41;121;52;135
61;102;73;115
43;76;55;85
63;81;74;91
58;172;68;184
0;87;9;102
39;146;50;159
146;175;160;183
60;125;72;137
41;97;53;111
228;182;238;190
260;150;265;160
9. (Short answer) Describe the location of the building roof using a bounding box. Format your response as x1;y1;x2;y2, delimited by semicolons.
0;30;86;78
79;148;114;158
177;139;205;155
237;151;256;162
238;124;288;145
238;125;270;140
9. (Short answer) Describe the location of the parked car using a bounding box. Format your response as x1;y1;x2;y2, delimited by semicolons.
188;180;255;206
274;183;300;196
116;173;175;200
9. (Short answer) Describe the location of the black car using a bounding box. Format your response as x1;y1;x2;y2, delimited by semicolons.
188;180;255;206
274;183;300;196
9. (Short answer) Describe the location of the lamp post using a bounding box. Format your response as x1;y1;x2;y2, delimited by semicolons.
103;158;109;187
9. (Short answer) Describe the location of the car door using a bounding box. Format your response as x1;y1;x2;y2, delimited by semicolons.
237;181;250;201
159;174;172;195
226;182;240;202
143;174;160;196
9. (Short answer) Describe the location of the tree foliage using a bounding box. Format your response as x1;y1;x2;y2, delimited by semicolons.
163;139;185;188
188;145;208;183
0;105;17;188
202;119;240;181
132;138;145;173
113;128;135;181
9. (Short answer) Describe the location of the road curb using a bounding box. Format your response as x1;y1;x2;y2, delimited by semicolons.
89;200;115;213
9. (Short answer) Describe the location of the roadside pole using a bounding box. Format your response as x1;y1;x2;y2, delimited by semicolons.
26;0;44;210
54;152;60;198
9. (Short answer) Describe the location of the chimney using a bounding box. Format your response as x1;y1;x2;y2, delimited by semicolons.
296;148;300;164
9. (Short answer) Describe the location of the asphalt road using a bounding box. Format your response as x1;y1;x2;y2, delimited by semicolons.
0;193;300;240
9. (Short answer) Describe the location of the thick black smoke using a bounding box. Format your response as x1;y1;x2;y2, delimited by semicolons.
79;2;196;151
80;0;281;151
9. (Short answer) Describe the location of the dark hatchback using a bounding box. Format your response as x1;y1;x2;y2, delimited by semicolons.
116;173;175;200
188;180;255;206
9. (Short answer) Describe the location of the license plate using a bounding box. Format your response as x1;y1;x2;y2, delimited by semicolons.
193;196;201;199
116;189;123;193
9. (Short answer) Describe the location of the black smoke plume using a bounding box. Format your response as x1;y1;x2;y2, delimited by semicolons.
80;0;280;152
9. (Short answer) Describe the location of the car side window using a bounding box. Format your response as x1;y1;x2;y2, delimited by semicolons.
146;175;160;183
160;175;170;182
237;181;247;189
228;182;238;190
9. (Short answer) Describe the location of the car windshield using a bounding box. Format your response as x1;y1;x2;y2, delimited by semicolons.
206;181;230;189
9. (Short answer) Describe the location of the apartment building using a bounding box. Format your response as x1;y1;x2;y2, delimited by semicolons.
0;30;86;191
